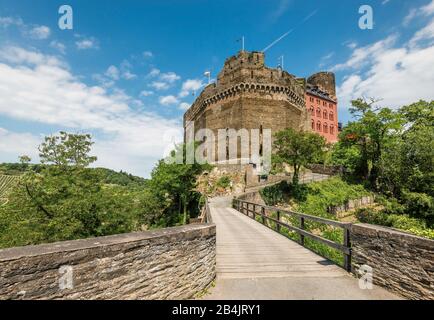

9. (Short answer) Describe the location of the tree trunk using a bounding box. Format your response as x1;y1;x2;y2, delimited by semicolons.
292;164;300;186
182;198;189;225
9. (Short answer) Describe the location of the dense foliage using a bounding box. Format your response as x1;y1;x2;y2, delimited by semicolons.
272;128;326;185
0;133;209;249
260;177;370;266
331;99;434;228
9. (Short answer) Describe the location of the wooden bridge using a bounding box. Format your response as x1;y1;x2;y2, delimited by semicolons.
204;196;400;300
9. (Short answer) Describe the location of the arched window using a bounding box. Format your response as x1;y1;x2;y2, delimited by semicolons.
323;110;328;119
323;123;328;133
317;121;321;131
330;125;334;135
316;108;321;117
311;120;315;130
329;112;334;121
310;106;315;115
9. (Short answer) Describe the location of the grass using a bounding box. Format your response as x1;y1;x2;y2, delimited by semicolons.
258;177;372;267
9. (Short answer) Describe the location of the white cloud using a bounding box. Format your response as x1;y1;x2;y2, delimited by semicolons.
50;41;66;54
0;16;23;28
179;79;203;97
0;45;182;177
0;128;40;162
143;51;153;58
148;68;160;77
28;25;50;39
75;38;98;50
122;70;137;80
140;90;154;97
332;35;397;71
150;81;170;90
335;19;434;111
160;72;180;83
409;18;434;47
404;0;434;25
422;0;434;15
105;65;120;80
159;95;179;106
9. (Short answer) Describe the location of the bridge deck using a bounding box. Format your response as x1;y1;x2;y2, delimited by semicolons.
204;197;400;300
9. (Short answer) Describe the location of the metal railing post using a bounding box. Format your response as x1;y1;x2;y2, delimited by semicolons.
261;206;265;224
276;211;281;232
344;227;351;272
300;217;305;246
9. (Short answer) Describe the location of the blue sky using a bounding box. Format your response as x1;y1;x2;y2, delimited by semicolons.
1;0;434;177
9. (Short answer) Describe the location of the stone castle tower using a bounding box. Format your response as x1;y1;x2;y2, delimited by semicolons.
183;50;337;163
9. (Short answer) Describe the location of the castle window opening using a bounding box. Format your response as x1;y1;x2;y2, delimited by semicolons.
324;123;328;133
329;112;334;121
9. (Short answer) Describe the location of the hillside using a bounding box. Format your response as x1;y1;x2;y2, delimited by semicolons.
0;163;148;188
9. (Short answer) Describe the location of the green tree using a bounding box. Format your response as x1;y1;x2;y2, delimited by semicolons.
39;131;97;167
273;128;326;185
0;133;148;248
149;143;211;225
336;99;403;189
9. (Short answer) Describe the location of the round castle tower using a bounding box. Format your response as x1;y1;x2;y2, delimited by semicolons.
183;50;310;163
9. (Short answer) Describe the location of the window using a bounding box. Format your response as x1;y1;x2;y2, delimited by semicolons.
317;99;320;105
316;108;321;117
330;103;334;108
323;110;328;119
310;106;314;115
329;112;334;121
330;125;334;135
324;123;328;133
311;120;315;130
317;121;321;131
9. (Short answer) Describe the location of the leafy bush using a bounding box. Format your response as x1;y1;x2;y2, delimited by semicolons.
401;191;434;227
355;208;392;226
296;177;371;218
354;207;434;239
216;176;231;189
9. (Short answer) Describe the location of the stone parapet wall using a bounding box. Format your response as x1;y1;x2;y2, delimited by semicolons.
351;223;434;300
0;224;216;300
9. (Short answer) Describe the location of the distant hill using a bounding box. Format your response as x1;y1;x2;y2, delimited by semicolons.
0;163;148;188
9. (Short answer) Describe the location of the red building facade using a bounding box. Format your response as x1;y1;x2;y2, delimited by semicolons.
305;82;339;143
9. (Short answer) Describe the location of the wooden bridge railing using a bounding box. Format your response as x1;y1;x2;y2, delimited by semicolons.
232;198;352;272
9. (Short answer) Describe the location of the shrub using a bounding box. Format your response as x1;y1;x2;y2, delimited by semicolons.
216;176;231;189
355;208;392;227
401;191;434;227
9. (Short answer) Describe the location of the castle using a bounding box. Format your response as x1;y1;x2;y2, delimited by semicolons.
183;50;339;166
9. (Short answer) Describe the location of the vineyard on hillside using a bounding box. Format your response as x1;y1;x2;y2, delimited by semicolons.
0;175;19;203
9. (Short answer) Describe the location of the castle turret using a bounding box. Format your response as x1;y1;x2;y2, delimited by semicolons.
307;72;336;98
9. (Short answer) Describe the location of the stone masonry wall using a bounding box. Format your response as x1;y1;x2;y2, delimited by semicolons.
0;224;216;300
351;223;434;300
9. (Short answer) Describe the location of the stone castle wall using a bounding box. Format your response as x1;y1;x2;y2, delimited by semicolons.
0;224;216;300
184;51;311;162
351;223;434;300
